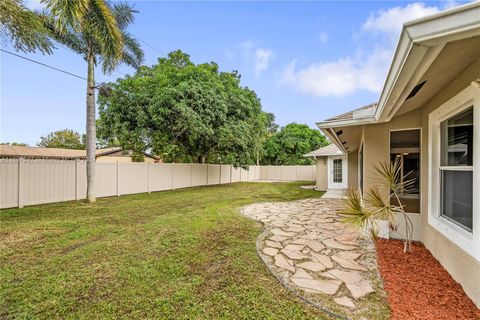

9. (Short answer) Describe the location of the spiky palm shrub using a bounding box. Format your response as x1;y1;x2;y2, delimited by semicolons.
338;158;416;253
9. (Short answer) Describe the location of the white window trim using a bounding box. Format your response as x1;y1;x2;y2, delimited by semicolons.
428;84;480;262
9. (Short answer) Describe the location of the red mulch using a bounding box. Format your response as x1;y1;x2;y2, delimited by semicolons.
375;239;480;320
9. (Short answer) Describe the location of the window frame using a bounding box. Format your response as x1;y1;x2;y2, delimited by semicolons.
428;84;480;261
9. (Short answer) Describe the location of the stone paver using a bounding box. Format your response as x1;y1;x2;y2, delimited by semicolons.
241;198;382;315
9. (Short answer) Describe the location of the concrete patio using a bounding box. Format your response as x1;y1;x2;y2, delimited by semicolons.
241;197;388;319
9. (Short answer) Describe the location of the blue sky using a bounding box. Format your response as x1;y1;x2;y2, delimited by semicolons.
1;0;464;145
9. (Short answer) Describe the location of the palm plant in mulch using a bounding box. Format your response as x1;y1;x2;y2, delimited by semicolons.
338;158;416;253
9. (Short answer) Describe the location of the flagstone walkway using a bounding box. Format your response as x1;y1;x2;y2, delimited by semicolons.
241;197;389;319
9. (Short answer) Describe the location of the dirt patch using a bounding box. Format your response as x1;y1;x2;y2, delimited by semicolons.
376;239;480;320
61;236;102;254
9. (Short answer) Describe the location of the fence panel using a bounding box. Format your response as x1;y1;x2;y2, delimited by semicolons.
172;163;191;189
96;162;117;197
207;164;220;185
220;165;231;184
260;166;268;180
191;164;207;187
281;166;297;181
297;165;316;181
267;166;282;180
231;167;241;182
118;163;149;195
0;159;19;208
149;163;173;191
23;160;76;206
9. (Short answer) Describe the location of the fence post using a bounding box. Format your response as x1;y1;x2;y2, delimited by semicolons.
17;157;24;208
190;163;193;187
171;163;175;190
206;164;209;185
281;165;283;182
75;159;79;200
116;161;120;196
219;164;221;184
230;165;232;183
296;165;299;181
147;162;151;193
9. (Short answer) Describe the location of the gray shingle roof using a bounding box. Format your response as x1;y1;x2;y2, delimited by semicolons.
304;144;343;157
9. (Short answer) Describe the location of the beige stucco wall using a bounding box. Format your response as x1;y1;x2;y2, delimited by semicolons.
347;152;358;188
315;157;328;191
356;58;480;306
418;58;480;307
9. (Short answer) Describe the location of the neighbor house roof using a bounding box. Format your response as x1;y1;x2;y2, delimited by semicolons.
0;145;158;160
304;144;343;157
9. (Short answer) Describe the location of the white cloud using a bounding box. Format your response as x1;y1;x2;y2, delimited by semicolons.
281;49;391;97
318;31;329;44
362;2;440;36
254;48;274;78
226;40;274;78
280;2;444;97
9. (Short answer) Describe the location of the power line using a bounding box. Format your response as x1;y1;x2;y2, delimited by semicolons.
0;48;89;82
54;42;128;77
137;38;167;57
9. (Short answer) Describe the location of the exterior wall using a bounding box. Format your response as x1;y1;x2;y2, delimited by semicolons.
418;58;480;307
347;152;358;188
356;58;480;306
362;109;423;192
315;157;328;190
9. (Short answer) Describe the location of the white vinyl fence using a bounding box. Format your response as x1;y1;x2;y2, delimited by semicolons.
0;159;316;209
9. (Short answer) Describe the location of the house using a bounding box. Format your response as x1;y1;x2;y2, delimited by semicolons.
317;2;480;307
304;144;347;191
0;145;160;163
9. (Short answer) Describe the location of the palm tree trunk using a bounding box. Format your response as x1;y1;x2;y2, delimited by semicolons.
86;54;96;202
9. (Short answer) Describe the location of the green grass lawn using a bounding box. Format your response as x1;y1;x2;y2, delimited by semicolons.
1;182;332;320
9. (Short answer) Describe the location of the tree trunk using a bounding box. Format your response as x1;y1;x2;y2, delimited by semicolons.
86;54;96;202
199;155;206;164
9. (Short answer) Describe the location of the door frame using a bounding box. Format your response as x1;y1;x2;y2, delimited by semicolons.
327;155;348;189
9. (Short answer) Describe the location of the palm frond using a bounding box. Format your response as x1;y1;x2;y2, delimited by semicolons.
88;0;123;62
38;11;87;56
44;0;90;33
365;186;398;228
337;188;372;227
0;0;54;54
111;1;137;30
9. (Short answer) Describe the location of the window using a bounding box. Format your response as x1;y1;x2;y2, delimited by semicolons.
333;159;342;183
440;107;473;231
428;84;479;260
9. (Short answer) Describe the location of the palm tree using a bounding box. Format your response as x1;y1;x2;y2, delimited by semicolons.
42;1;144;202
338;158;416;253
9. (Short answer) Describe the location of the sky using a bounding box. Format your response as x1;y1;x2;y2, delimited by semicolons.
0;0;467;146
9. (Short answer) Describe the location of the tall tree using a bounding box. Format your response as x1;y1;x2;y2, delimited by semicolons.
98;50;268;167
38;129;85;149
0;0;53;54
41;1;144;202
262;123;328;165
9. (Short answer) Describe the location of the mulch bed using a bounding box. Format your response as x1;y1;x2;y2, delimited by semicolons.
375;239;480;320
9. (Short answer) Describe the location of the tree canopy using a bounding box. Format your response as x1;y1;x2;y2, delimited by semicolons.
38;129;85;149
262;123;328;165
98;50;270;166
